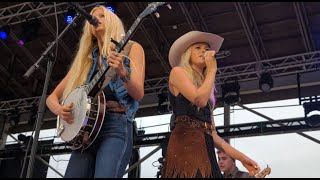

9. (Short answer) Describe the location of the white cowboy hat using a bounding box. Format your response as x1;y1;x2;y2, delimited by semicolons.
168;31;224;68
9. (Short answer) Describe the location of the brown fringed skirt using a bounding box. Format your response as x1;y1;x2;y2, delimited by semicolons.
161;115;223;178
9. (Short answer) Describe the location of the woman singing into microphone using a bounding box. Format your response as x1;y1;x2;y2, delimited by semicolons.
161;31;260;178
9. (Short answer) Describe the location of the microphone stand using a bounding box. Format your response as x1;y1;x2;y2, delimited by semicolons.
24;14;80;178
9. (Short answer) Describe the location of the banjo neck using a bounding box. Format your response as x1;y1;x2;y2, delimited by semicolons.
86;31;132;97
86;5;158;97
85;2;168;97
58;2;170;150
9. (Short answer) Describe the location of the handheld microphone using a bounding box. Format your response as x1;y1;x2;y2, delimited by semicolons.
68;2;100;27
200;50;231;60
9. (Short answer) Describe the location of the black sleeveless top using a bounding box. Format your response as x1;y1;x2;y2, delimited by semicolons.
168;91;212;123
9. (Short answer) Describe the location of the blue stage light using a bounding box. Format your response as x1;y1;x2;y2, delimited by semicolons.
0;25;10;40
66;15;74;24
106;6;115;13
0;32;7;40
65;8;76;24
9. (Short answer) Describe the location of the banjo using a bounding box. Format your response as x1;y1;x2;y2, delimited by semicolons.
56;2;170;150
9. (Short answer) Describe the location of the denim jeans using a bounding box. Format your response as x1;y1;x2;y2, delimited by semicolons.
64;112;133;178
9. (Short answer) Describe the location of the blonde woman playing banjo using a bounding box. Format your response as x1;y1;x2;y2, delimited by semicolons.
46;5;145;178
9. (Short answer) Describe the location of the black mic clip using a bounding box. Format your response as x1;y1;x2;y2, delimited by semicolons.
111;38;125;52
68;2;100;27
111;38;119;47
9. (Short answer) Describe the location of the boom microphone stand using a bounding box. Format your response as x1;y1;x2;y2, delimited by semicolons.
24;14;80;178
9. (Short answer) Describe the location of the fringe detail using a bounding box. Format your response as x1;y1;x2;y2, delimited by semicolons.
161;121;215;178
205;133;224;178
163;160;212;178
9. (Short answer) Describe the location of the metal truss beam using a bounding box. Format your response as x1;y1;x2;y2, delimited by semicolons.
238;103;320;144
139;2;172;71
145;51;320;95
0;42;28;71
139;1;171;93
1;117;319;159
191;2;209;32
0;64;31;97
0;18;58;95
165;3;230;68
0;2;93;69
124;2;171;74
177;2;209;32
0;96;40;115
216;50;320;84
29;2;73;60
0;140;71;160
0;18;47;78
0;77;20;98
140;2;171;50
1;50;320;112
124;145;161;175
134;117;320;148
4;2;74;77
140;2;230;95
293;2;315;52
0;2;88;97
0;2;105;26
0;48;32;97
144;76;169;96
178;2;197;30
54;4;80;40
234;2;268;71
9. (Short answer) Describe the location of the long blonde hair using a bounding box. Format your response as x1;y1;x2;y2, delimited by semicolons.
179;46;206;87
63;6;125;99
179;45;216;109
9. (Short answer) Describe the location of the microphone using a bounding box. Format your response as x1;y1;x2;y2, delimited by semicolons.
215;50;231;59
68;2;100;27
201;50;231;60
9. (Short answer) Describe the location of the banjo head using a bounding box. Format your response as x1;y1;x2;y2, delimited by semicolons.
58;87;90;142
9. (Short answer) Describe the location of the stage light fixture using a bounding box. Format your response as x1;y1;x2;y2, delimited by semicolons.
18;39;25;46
303;101;320;127
65;7;77;24
259;72;273;92
157;91;171;115
221;81;241;106
8;107;20;127
18;134;33;145
0;114;6;143
0;25;11;40
28;104;38;126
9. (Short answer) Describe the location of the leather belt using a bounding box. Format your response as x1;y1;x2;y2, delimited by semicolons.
176;115;212;131
106;100;127;113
